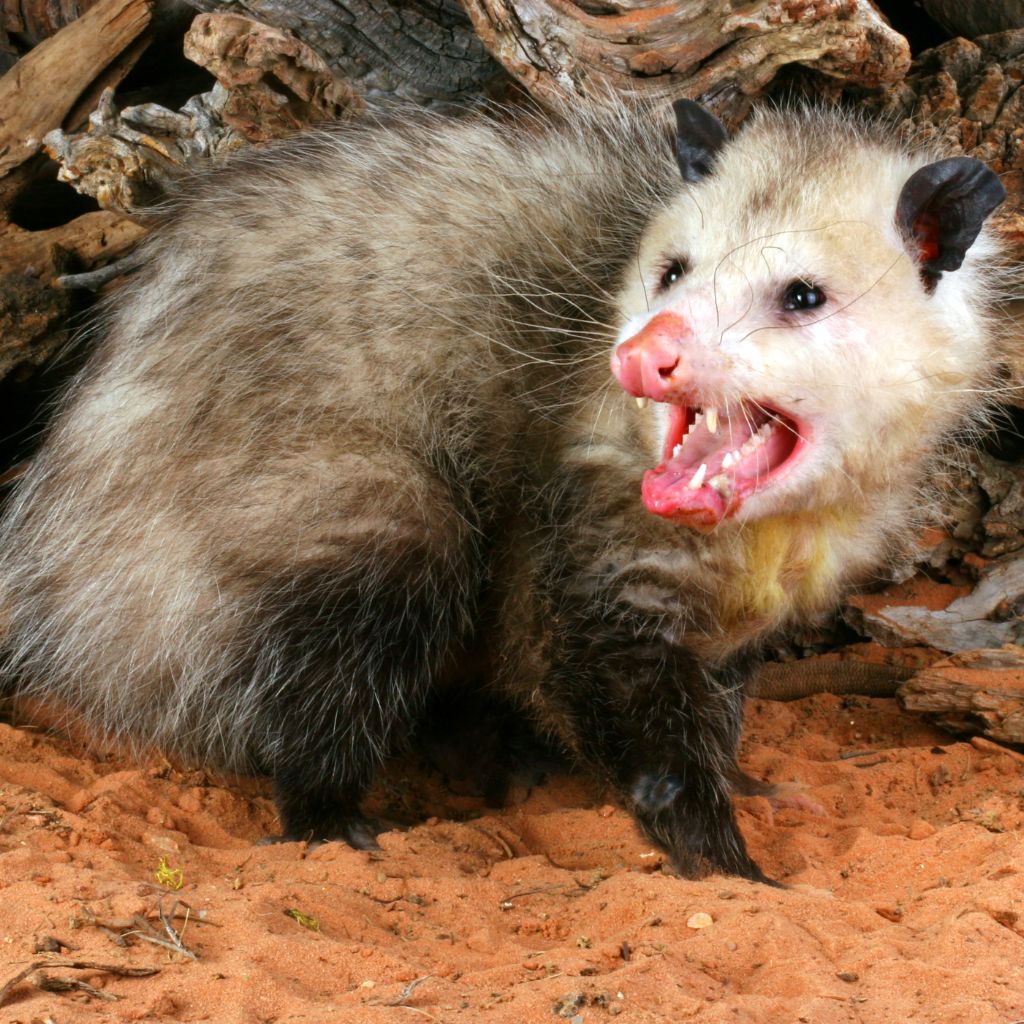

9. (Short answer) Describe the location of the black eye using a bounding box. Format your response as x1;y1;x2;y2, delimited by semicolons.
659;259;687;291
782;280;827;311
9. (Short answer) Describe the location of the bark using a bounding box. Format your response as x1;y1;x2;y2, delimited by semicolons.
844;559;1024;654
459;0;910;123
868;30;1024;273
2;0;104;48
899;647;1024;744
183;13;364;141
187;0;502;106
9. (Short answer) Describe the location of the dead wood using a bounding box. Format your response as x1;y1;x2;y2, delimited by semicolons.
188;0;502;107
845;558;1024;653
0;957;159;1008
867;30;1024;272
43;85;246;215
2;0;105;49
43;12;368;216
0;207;145;380
0;273;75;379
899;646;1024;744
183;13;364;142
459;0;910;122
0;210;146;279
0;0;152;179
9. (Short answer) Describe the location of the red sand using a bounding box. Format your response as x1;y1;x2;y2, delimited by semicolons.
1;692;1023;1023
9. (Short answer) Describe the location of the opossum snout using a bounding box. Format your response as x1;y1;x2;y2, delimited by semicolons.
611;311;692;402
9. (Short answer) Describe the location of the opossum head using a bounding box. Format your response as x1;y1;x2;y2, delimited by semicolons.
611;101;1005;531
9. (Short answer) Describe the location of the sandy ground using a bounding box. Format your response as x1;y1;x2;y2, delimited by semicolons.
1;685;1023;1024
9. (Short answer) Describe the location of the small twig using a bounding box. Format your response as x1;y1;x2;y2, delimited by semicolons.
121;900;198;961
35;974;120;1002
469;824;514;859
0;959;159;1008
56;249;146;291
369;975;432;1008
98;925;129;947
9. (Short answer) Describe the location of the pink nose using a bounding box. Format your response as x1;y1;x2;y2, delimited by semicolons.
611;312;690;402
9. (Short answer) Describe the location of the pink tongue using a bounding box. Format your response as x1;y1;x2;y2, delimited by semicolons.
641;410;776;528
642;462;727;527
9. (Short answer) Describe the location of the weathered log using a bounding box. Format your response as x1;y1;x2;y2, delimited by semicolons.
0;273;75;379
42;11;373;216
183;13;364;142
0;28;16;75
899;646;1024;744
1;0;104;49
0;209;146;376
43;86;246;215
459;0;910;122
845;559;1024;653
868;30;1024;272
0;0;152;179
188;0;502;107
0;211;146;279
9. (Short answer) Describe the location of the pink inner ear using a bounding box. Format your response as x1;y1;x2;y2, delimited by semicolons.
913;211;941;264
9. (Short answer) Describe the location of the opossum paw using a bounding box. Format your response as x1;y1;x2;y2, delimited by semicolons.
631;771;781;886
259;815;383;851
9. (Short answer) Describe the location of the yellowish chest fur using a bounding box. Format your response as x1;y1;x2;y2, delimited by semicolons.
715;507;864;639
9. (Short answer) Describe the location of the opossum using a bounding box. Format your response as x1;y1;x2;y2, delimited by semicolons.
0;100;1005;883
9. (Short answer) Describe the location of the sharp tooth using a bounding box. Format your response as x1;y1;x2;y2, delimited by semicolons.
731;449;742;463
635;397;649;409
672;444;684;458
722;452;735;469
709;474;730;497
688;463;707;489
693;412;703;426
705;407;718;434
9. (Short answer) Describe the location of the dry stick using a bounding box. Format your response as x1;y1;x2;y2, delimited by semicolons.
159;899;197;960
35;975;119;1001
57;249;147;291
469;824;514;859
0;959;159;1008
368;975;433;1008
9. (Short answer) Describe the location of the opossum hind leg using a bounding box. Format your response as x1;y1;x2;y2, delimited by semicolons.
245;500;478;848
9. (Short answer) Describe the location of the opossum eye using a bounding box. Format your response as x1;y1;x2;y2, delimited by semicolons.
659;259;688;291
782;281;826;312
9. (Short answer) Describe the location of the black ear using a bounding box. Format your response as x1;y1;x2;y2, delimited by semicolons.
896;156;1005;278
672;99;727;183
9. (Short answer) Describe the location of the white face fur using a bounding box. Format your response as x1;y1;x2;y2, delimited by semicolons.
610;112;997;530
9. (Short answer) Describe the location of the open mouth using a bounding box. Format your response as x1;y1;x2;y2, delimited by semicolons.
641;400;807;528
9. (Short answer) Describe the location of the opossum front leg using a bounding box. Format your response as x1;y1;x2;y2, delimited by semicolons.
538;603;771;884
